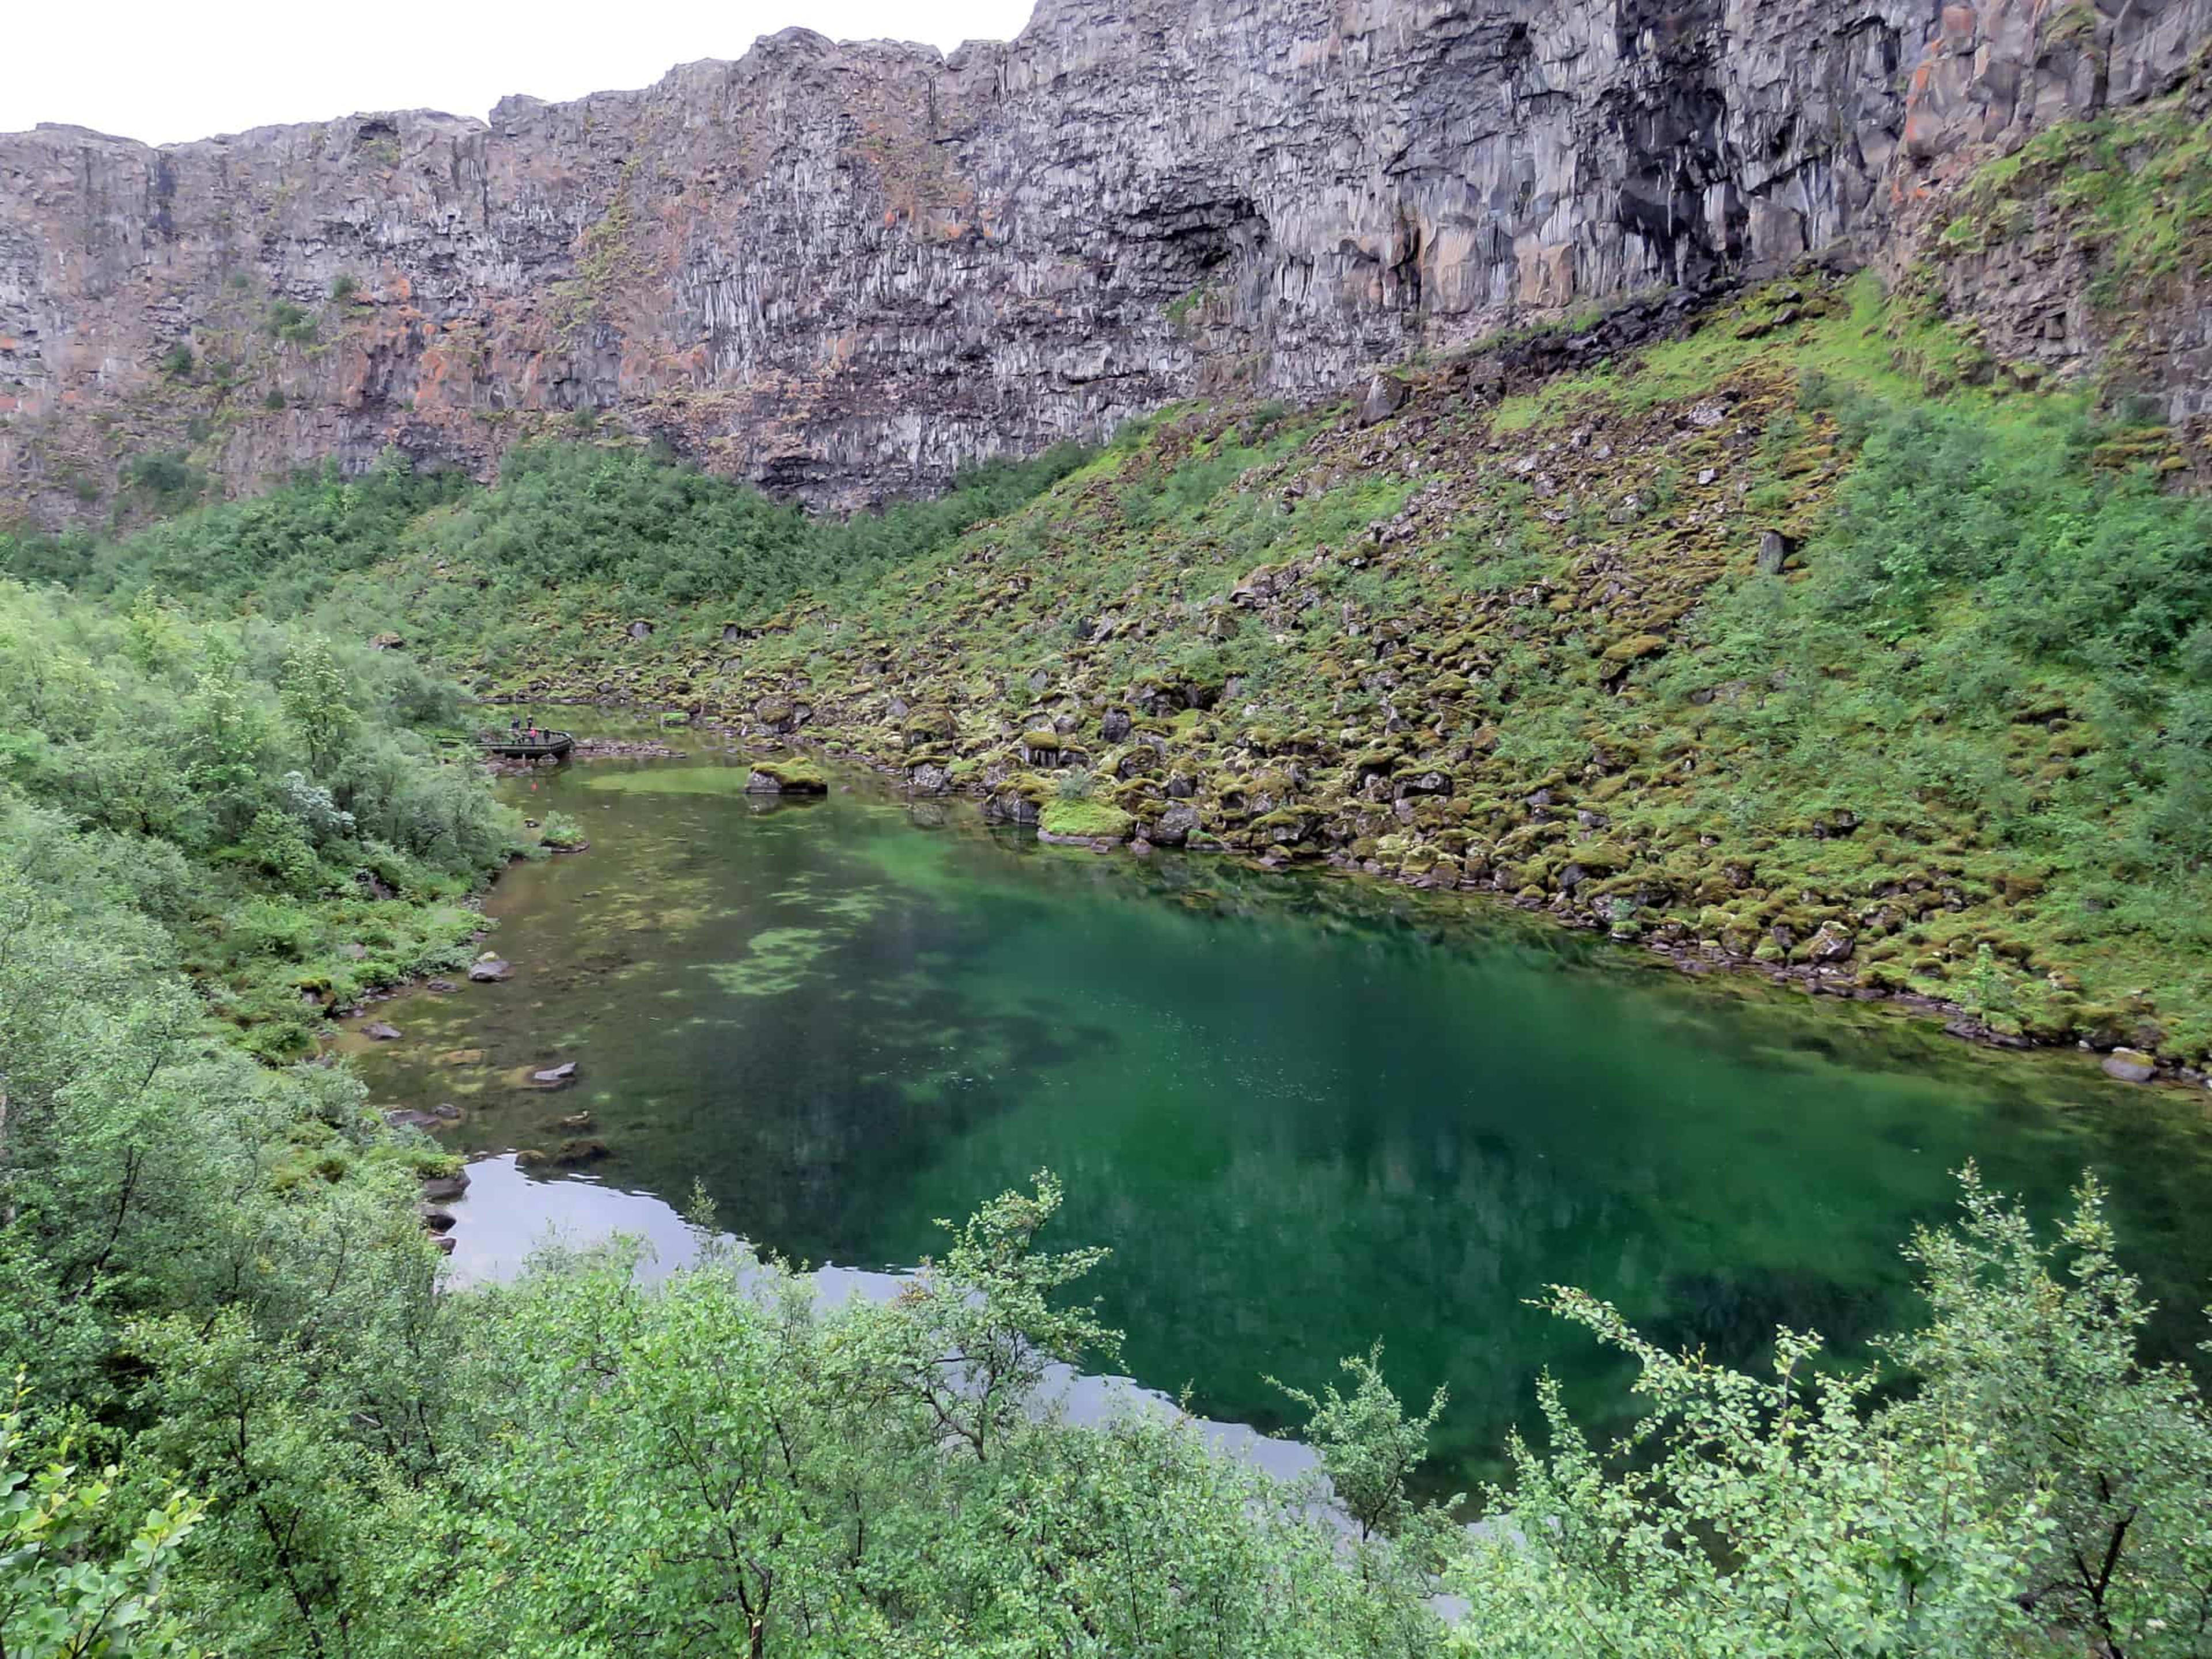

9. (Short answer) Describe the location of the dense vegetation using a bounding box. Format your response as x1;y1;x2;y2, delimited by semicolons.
0;585;522;1059
2;437;1089;642
1651;377;2212;1040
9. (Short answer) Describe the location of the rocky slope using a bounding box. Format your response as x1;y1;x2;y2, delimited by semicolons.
352;258;2200;1071
5;0;2210;525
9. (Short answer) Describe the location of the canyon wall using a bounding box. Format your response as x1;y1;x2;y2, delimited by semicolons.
3;0;2208;525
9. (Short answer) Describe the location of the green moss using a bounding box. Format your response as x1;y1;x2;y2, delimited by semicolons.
584;766;759;795
1039;800;1134;841
747;759;828;793
706;927;835;997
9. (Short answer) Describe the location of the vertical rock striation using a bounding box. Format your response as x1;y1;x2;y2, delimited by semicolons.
3;0;2207;524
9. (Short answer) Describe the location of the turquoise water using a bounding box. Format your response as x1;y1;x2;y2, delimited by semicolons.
347;743;2212;1495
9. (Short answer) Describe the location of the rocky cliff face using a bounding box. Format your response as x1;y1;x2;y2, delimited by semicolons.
3;0;2207;525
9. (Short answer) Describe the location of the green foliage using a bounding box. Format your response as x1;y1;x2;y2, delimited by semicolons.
278;637;354;770
1;1381;204;1659
264;300;317;346
1448;1171;2212;1658
534;809;587;850
120;453;204;512
0;582;518;1043
1270;1342;1452;1540
3;457;463;612
1805;402;2210;661
1652;388;2212;1034
389;1177;1437;1657
404;439;1090;611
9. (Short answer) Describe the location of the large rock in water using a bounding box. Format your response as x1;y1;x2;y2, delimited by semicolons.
6;0;2209;526
745;759;828;794
419;1168;470;1203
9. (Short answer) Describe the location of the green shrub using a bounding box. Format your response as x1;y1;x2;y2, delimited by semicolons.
266;300;317;345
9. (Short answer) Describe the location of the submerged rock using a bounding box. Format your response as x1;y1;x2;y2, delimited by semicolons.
362;1021;403;1041
518;1138;611;1168
468;958;513;983
532;1061;579;1086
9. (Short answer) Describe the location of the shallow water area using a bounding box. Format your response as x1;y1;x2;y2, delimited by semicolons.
346;724;2212;1494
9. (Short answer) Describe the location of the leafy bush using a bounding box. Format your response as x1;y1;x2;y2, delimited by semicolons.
408;439;1090;611
1;1380;204;1659
0;581;518;1037
265;300;316;345
535;809;588;850
123;451;204;509
1449;1171;2212;1658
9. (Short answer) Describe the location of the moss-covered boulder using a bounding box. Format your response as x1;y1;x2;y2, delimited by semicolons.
983;772;1055;825
903;707;957;744
1039;799;1135;843
745;759;828;794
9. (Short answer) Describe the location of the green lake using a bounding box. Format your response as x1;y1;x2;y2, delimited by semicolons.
346;736;2212;1495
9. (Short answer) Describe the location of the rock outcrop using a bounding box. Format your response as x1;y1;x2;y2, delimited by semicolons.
3;0;2208;524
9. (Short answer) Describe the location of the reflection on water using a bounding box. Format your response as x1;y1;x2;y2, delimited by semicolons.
441;1153;1325;1489
347;735;2212;1494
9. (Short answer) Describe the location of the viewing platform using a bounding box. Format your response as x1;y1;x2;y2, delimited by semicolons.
480;729;574;760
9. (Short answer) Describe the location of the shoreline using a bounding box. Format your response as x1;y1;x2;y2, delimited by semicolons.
469;695;2211;1098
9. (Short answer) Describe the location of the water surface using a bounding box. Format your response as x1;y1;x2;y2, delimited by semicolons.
348;737;2212;1494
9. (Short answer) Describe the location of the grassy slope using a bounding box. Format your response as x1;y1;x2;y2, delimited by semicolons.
321;271;2211;1060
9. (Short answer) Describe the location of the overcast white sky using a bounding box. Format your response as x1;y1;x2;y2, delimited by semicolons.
7;0;1039;146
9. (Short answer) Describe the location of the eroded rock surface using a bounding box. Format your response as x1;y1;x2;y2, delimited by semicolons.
5;0;2208;523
